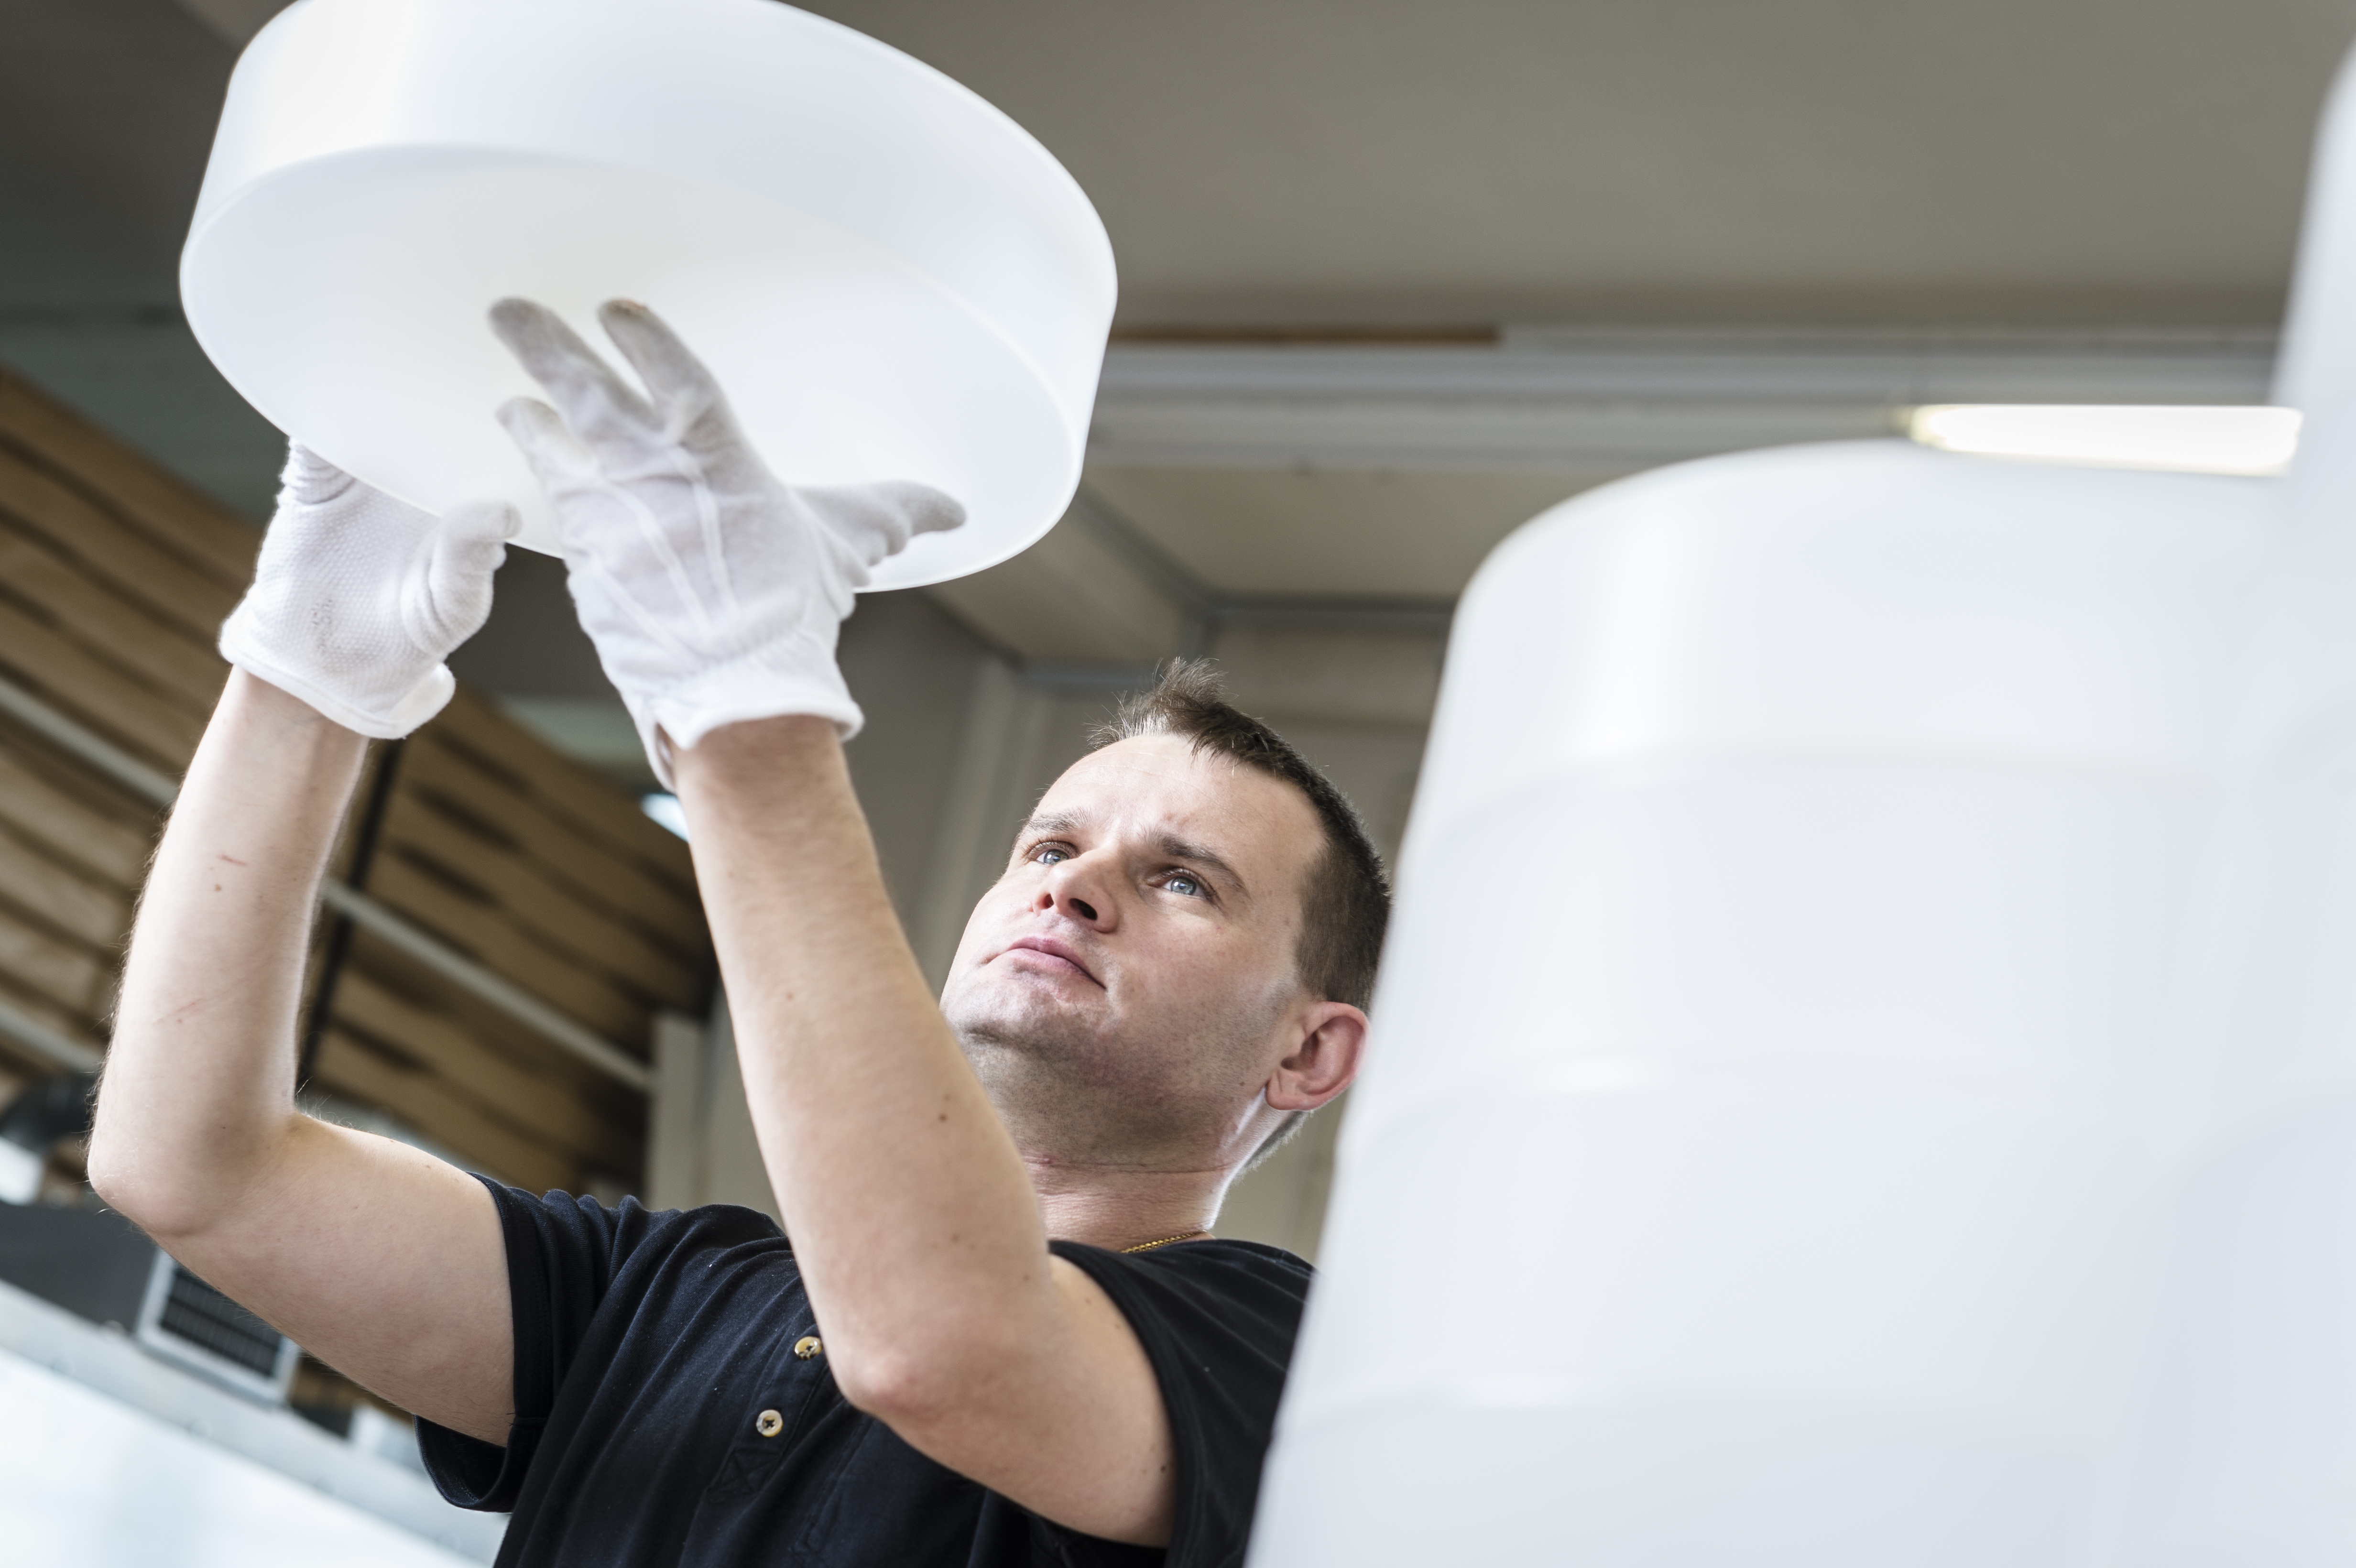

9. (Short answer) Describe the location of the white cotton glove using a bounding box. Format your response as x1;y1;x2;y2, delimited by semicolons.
219;446;518;739
488;298;965;787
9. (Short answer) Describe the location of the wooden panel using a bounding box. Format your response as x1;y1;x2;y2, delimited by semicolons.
0;595;207;768
0;445;242;642
311;1031;577;1194
0;373;260;589
0;822;130;949
331;970;640;1171
378;792;704;1009
433;688;697;892
0;977;101;1042
0;524;229;712
0;1043;52;1083
399;734;707;957
0;748;156;885
0;902;108;1018
0;975;103;1078
337;929;644;1110
364;852;651;1044
0;369;710;1199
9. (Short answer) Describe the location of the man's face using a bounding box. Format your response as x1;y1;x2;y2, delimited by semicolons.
939;734;1330;1169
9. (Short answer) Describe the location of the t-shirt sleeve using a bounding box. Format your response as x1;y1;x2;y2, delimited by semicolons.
1047;1239;1313;1568
417;1177;649;1512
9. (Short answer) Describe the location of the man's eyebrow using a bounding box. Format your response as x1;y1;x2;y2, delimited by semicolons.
1156;835;1247;897
1021;812;1087;838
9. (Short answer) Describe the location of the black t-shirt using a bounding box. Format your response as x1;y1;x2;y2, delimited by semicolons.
418;1180;1311;1568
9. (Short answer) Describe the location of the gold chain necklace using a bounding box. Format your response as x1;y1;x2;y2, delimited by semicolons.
1121;1230;1212;1253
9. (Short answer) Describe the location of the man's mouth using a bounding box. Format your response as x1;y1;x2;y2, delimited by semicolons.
1001;936;1102;987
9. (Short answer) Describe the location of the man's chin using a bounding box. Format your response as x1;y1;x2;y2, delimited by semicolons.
942;974;1108;1054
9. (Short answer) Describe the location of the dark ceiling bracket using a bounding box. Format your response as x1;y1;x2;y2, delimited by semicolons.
295;737;405;1084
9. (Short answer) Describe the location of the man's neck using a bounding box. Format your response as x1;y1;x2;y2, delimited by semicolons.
1024;1152;1230;1252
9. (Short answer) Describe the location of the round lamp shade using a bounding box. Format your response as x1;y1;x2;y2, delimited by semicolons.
181;0;1116;588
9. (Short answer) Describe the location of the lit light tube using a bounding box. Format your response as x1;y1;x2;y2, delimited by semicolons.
1909;404;2302;476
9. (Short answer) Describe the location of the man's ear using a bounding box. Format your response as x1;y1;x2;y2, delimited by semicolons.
1266;1002;1367;1113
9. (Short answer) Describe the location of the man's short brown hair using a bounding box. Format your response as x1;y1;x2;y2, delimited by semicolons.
1091;659;1392;1013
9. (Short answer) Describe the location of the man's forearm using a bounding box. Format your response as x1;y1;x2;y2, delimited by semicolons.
89;671;515;1440
90;670;367;1235
675;718;1052;1390
679;718;1178;1543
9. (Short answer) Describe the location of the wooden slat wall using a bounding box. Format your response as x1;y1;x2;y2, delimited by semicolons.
0;369;710;1194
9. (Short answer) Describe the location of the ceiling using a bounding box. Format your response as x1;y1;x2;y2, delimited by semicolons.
794;0;2356;329
1087;466;1600;598
2;0;2350;682
13;0;2355;325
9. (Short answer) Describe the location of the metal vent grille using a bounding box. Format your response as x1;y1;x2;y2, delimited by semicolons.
155;1267;283;1377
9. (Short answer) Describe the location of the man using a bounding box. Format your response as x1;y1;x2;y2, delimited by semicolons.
87;300;1385;1566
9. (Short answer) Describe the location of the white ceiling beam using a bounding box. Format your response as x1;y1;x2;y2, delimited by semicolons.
1087;327;2278;471
950;327;2281;665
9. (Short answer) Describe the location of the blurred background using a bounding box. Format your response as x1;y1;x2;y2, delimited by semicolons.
0;0;2343;1558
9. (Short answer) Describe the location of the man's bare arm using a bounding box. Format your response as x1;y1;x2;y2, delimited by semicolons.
88;671;512;1442
676;716;1179;1546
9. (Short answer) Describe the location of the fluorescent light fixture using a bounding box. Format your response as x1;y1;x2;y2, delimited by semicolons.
1909;404;2301;476
640;793;689;841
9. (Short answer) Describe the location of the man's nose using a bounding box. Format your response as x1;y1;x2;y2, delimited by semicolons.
1033;863;1110;926
1035;885;1102;923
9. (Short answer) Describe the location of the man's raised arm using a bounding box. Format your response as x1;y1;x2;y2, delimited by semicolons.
487;298;1185;1543
676;718;1184;1543
87;453;519;1444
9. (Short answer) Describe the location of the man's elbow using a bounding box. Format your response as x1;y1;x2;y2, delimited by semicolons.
84;1074;164;1223
84;1128;161;1229
84;1111;267;1243
831;1336;999;1429
832;1343;945;1424
85;1127;185;1238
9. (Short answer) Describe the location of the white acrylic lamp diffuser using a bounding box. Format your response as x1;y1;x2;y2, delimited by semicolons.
180;0;1116;588
1252;444;2274;1567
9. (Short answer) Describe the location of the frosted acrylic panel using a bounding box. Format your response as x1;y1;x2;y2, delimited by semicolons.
1251;442;2275;1568
2100;40;2356;1560
179;0;1115;586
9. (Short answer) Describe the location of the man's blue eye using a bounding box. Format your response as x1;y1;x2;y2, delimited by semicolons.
1036;848;1067;864
1167;874;1201;897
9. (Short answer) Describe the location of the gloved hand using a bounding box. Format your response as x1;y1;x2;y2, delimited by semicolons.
488;298;964;786
219;446;517;739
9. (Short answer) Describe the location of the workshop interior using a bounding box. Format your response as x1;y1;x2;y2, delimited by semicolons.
6;0;2356;1563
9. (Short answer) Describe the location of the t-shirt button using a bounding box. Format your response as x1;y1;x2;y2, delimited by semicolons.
756;1409;785;1438
794;1335;823;1360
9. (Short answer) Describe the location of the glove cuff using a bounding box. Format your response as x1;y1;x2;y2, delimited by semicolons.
219;613;456;741
630;654;864;790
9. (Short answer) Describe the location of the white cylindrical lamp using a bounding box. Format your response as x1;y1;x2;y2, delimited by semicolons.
1252;441;2272;1567
180;0;1116;588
